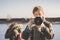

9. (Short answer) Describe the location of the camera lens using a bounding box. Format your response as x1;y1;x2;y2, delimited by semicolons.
34;17;43;25
18;29;21;33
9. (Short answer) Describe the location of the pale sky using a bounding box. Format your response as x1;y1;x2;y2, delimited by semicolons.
0;0;60;18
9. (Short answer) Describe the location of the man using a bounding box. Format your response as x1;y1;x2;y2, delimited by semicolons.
5;22;23;40
22;6;54;40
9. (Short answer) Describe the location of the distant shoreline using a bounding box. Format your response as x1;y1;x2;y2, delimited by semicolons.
0;18;60;24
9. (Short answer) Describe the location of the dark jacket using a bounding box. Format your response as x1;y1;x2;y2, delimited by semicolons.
22;22;54;40
5;28;15;40
5;28;21;40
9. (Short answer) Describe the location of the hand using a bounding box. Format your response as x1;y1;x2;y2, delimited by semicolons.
42;16;46;22
28;18;34;29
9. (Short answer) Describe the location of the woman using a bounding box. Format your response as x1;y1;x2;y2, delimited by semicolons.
5;22;17;40
22;6;54;40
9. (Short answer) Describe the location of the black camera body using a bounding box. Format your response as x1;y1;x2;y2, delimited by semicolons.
34;17;43;25
18;29;21;33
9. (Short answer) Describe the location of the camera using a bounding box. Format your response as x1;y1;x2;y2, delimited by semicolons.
18;29;21;33
34;17;43;25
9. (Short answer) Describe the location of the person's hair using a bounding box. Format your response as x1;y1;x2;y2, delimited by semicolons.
33;6;44;14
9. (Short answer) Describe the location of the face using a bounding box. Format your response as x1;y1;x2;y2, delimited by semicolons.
33;10;44;18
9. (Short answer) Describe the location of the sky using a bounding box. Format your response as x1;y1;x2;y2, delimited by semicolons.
0;0;60;18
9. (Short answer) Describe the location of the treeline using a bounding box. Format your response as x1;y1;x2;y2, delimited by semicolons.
0;17;60;24
46;17;60;24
